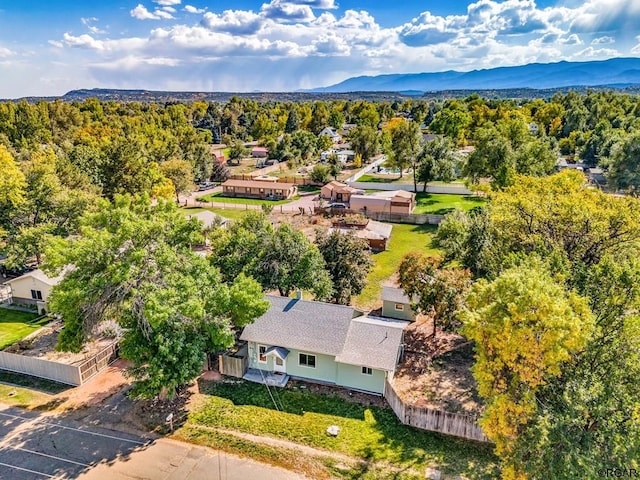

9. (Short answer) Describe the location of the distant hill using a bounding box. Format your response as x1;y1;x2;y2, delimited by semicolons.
312;57;640;93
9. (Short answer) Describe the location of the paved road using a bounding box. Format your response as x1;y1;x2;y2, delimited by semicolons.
0;405;304;480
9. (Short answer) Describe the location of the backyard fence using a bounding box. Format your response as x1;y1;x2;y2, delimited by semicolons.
78;342;119;384
0;341;119;386
318;207;445;225
218;344;248;378
347;182;473;195
384;379;489;443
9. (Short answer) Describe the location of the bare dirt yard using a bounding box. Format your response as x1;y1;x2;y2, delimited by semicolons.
392;317;484;416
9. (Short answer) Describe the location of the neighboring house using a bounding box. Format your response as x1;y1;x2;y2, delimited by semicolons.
320;181;362;203
240;295;409;394
587;167;606;187
221;179;297;200
349;190;416;214
335;149;356;163
251;147;269;158
185;210;229;229
319;127;342;143
5;268;66;312
328;219;393;251
381;286;417;321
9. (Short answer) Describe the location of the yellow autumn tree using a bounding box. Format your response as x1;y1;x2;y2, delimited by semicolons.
461;261;594;479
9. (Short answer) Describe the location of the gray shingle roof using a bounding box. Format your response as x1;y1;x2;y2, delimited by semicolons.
382;286;411;304
240;295;409;371
335;316;409;371
240;295;357;356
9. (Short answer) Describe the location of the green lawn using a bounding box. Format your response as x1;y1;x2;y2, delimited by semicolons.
197;192;295;206
414;194;486;215
185;381;497;479
0;308;49;350
357;174;410;184
180;206;250;222
355;223;439;309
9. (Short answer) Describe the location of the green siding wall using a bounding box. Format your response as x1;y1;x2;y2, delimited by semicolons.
336;363;386;394
247;342;338;383
382;300;416;321
247;342;275;370
286;348;337;383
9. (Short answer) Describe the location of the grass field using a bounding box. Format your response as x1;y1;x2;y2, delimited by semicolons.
414;194;486;215
180;206;250;222
355;223;439;309
197;192;295;206
183;381;497;479
357;174;410;184
0;308;49;350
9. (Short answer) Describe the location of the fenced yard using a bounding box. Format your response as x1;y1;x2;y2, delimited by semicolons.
384;379;489;443
0;308;50;350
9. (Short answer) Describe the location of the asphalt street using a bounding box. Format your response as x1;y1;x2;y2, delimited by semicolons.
0;405;305;480
0;405;147;479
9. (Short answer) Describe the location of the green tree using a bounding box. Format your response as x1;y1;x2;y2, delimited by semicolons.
388;120;421;178
44;196;268;399
415;136;458;192
284;108;300;134
0;145;25;234
228;140;249;165
327;153;342;180
160;158;194;202
606;132;640;195
349;125;379;163
310;164;330;184
461;261;594;479
255;223;331;298
398;253;472;335
316;230;372;305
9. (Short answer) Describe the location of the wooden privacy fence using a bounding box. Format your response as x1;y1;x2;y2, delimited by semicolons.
317;207;445;225
219;344;248;378
78;342;119;384
0;341;119;386
384;379;489;443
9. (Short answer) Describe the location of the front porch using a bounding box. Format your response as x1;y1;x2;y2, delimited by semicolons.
243;368;290;387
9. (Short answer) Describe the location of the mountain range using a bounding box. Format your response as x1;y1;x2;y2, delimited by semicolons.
311;57;640;93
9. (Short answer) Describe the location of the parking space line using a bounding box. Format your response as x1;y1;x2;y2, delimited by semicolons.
0;461;53;478
0;412;147;446
2;446;90;467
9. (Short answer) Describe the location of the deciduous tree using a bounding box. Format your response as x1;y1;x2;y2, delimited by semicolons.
316;230;372;305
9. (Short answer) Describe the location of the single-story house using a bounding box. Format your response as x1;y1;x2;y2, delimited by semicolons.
320;181;362;203
328;220;393;251
185;210;229;229
319;127;342;143
251;147;269;158
335;149;356;163
349;190;415;214
240;295;409;394
221;179;297;200
5;268;66;312
381;286;417;321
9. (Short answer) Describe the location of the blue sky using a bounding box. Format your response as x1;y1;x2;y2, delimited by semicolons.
0;0;639;97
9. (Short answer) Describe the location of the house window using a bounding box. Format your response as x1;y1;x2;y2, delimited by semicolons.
299;353;316;368
362;367;373;376
258;345;267;363
31;290;43;300
394;303;405;311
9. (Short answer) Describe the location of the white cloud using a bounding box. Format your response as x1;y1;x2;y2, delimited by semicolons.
592;36;615;45
0;46;14;58
81;17;106;34
130;4;174;20
573;46;620;58
261;0;315;22
183;5;205;14
161;6;177;13
154;0;181;5
201;10;264;35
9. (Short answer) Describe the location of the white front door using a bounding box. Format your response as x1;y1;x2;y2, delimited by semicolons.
273;356;286;374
